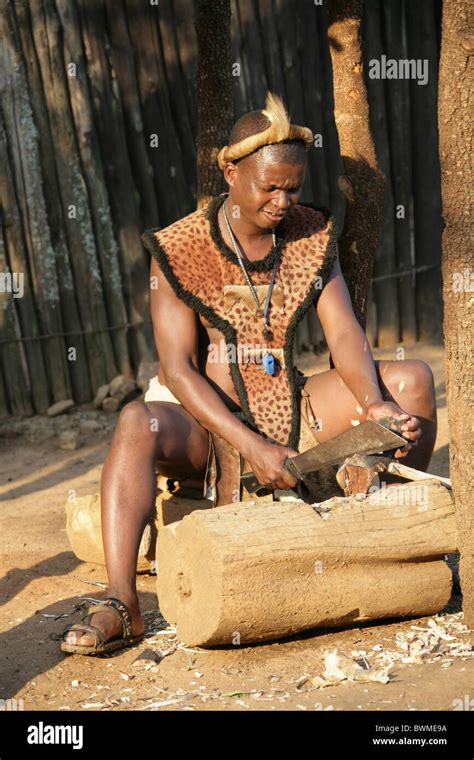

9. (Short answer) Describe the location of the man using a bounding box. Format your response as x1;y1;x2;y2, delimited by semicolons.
61;93;436;655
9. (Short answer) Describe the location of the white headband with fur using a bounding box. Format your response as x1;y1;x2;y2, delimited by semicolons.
217;92;314;170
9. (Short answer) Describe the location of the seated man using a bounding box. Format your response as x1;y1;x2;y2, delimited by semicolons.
61;93;436;655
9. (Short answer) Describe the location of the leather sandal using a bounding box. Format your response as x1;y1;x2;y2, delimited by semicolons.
60;597;144;656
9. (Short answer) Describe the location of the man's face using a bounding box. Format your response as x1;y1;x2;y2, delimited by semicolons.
224;148;306;230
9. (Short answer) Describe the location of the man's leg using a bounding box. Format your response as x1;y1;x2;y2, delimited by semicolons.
301;359;437;470
63;399;210;647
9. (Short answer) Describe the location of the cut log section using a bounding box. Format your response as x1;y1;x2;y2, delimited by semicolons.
336;454;452;496
65;494;155;573
156;479;457;646
336;453;385;495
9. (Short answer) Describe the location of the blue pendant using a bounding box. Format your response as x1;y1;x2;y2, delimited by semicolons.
263;353;275;376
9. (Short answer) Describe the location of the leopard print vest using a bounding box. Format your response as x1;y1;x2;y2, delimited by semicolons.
142;193;339;449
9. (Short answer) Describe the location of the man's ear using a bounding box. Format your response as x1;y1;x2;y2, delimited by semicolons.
223;161;238;188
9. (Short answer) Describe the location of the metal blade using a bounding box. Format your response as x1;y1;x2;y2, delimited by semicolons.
285;419;407;479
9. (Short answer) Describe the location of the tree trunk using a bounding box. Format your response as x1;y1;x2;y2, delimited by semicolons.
195;0;234;208
156;480;455;645
438;0;474;628
326;0;386;335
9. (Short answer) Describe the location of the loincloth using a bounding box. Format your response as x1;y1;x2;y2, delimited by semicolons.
144;374;322;506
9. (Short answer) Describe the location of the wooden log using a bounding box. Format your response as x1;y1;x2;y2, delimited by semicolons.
336;453;383;496
336;454;452;496
156;480;457;645
65;494;155;573
155;467;214;527
157;494;213;528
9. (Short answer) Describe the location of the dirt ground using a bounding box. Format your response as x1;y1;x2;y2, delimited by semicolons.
1;342;472;712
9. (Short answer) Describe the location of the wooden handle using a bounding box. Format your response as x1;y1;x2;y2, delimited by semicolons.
387;462;452;488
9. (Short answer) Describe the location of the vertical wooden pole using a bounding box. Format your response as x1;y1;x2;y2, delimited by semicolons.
13;0;92;403
29;0;118;391
78;0;154;367
56;0;132;378
158;0;198;201
1;1;72;407
438;0;474;627
0;122;49;414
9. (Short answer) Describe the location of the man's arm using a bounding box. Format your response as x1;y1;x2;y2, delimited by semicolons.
316;251;419;451
316;253;383;411
150;257;259;455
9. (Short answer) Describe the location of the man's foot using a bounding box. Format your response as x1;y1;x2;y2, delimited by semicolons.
62;595;144;650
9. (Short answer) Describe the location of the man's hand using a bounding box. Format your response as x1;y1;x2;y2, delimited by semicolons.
366;401;421;458
242;438;300;491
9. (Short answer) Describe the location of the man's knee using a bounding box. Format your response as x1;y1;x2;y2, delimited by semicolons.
393;359;435;399
407;360;435;395
117;399;160;438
